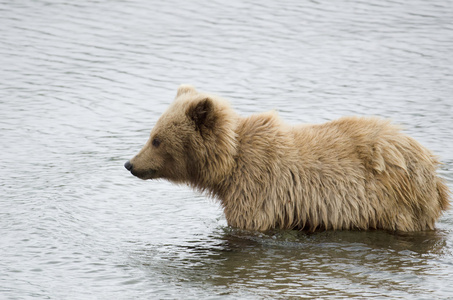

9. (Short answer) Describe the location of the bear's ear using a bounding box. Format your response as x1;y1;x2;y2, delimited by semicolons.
176;84;197;97
186;97;215;133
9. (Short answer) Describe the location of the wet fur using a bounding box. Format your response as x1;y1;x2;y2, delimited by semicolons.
128;85;450;232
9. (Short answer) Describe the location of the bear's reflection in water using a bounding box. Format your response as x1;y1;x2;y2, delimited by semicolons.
132;227;450;298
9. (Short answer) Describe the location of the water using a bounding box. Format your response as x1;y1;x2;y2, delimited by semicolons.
1;0;453;298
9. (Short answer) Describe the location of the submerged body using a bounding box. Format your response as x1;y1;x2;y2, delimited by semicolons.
125;85;450;231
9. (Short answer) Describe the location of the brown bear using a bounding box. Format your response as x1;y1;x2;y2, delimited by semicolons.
125;85;450;232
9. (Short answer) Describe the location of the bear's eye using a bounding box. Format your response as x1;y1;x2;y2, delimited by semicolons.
152;138;161;148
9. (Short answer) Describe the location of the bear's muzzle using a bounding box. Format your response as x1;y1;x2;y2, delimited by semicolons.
124;160;157;180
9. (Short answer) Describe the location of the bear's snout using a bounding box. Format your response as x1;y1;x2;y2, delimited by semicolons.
124;160;157;180
124;161;133;171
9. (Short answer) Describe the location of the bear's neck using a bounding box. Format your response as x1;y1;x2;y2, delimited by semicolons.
204;111;285;230
187;113;240;194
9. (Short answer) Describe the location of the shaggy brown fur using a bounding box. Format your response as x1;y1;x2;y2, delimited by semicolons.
125;85;450;232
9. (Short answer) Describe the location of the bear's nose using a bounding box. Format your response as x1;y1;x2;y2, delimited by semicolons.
124;161;133;171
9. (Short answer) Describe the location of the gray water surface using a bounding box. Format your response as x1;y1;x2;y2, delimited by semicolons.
1;0;453;299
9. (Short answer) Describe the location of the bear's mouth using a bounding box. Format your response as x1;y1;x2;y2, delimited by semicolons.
130;168;157;180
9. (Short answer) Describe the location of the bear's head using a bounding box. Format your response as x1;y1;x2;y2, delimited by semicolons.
125;85;238;189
